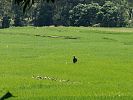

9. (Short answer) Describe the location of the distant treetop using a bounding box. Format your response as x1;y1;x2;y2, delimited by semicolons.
14;0;55;13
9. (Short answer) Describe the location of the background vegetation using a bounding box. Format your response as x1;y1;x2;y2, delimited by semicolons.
1;0;133;28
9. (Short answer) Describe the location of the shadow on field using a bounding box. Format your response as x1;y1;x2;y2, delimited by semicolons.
0;91;15;100
34;34;80;40
99;32;133;35
102;37;118;42
123;42;133;45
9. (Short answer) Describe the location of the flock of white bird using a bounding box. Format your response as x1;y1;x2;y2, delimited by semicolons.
32;75;82;84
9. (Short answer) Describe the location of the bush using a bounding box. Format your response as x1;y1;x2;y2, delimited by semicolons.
100;1;129;27
69;1;129;27
2;15;11;28
14;16;23;27
34;3;53;26
69;3;101;26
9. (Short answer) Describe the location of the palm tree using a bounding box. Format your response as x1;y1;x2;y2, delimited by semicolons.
14;0;55;12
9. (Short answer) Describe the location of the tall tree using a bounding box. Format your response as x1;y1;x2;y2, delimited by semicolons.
14;0;55;13
34;1;54;26
0;0;12;28
69;3;101;26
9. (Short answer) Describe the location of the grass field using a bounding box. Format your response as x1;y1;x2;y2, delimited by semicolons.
0;27;133;100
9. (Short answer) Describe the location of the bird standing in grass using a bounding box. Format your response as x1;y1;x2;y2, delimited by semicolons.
73;56;77;63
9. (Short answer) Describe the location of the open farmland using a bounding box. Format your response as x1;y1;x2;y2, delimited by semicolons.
0;27;133;100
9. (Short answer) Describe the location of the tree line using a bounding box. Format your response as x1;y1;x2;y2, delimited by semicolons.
0;0;133;28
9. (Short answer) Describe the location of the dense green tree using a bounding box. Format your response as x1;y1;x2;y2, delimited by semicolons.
101;1;129;27
117;0;129;27
100;1;119;27
0;0;12;28
69;1;129;27
0;0;132;27
34;2;54;26
0;0;12;17
14;0;55;13
2;15;11;28
69;3;101;26
12;0;24;26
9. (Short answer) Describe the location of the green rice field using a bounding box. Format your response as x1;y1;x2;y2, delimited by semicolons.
0;27;133;99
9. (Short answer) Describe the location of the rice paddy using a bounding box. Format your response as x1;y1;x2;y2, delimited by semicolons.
0;27;133;99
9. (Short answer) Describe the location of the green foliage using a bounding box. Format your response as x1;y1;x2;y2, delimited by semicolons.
69;1;129;27
69;3;101;26
14;16;23;26
60;5;71;26
101;1;129;27
2;15;11;28
101;1;119;27
0;0;12;17
0;0;132;27
12;0;24;27
34;3;53;26
14;0;55;13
